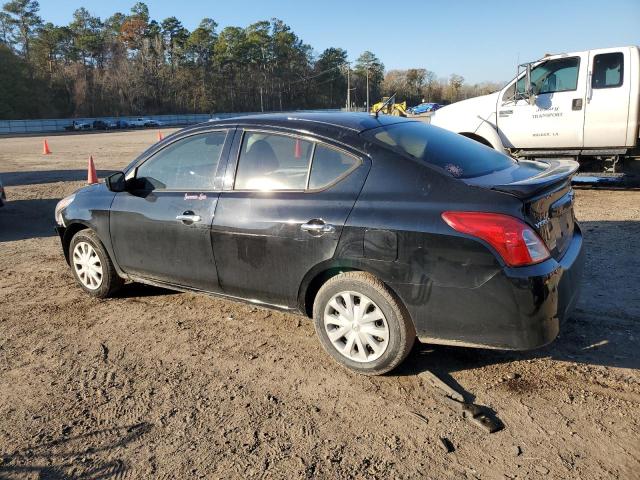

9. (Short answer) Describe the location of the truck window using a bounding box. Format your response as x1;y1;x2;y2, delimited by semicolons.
503;56;580;101
592;52;623;89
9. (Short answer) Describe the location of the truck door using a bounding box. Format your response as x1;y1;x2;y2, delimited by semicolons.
583;48;631;147
497;54;588;149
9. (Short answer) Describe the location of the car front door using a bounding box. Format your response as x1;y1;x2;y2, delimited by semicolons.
109;129;232;291
211;129;369;307
583;49;631;147
497;54;588;149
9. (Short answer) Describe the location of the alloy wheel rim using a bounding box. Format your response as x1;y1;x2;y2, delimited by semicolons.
72;241;103;290
324;291;390;363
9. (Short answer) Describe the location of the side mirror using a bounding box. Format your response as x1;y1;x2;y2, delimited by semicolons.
105;171;126;192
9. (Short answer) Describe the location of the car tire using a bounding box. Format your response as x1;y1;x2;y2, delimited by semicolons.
313;271;415;375
69;229;123;298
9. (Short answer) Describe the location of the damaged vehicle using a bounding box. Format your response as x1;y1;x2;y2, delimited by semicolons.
54;112;584;375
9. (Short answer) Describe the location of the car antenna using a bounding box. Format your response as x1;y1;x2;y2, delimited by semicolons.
370;93;397;118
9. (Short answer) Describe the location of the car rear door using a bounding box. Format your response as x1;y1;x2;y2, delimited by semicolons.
583;48;632;147
109;129;233;292
211;129;369;307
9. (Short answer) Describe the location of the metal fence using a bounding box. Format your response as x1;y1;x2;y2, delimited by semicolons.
0;110;342;135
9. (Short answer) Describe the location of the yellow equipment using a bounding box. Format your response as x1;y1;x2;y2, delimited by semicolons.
370;96;407;116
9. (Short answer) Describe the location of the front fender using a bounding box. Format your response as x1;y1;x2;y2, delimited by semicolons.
59;184;123;275
464;120;508;154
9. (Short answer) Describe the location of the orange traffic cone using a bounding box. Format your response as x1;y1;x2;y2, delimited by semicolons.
43;139;52;155
157;130;164;141
87;155;98;184
294;138;302;159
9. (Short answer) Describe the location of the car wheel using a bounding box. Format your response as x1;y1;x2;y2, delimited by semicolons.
69;229;123;298
313;272;415;375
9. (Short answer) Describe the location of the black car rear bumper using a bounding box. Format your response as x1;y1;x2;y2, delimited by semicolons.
395;225;585;350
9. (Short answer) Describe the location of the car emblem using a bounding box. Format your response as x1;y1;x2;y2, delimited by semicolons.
534;217;550;229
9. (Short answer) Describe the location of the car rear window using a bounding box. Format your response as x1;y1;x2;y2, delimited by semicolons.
365;122;515;179
308;145;358;189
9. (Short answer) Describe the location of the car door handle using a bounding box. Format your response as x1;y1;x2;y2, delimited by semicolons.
176;212;201;224
301;221;335;235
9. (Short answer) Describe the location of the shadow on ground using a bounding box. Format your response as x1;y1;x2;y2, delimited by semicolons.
1;169;115;186
0;423;151;479
113;282;178;298
401;306;638;376
2;186;638;376
0;198;60;242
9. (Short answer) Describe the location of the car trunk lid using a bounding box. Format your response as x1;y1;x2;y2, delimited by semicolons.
464;159;579;259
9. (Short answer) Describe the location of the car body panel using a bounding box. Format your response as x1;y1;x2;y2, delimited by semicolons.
109;191;221;291
211;125;371;306
108;128;234;291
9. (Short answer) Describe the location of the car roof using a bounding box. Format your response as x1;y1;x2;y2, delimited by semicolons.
195;112;413;134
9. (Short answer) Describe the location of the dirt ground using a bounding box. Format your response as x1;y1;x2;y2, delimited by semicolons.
0;130;639;479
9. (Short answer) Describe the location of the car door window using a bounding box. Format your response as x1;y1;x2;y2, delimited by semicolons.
136;131;226;190
234;132;313;190
592;52;623;89
308;145;358;189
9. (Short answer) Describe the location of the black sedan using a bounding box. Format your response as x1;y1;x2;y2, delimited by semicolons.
54;113;584;375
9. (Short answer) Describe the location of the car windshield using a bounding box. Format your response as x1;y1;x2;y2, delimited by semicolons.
365;122;516;179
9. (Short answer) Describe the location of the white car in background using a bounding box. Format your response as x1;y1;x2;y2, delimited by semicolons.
129;118;148;128
64;120;91;131
144;119;163;127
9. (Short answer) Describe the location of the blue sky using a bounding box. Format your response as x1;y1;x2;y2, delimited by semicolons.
39;0;640;83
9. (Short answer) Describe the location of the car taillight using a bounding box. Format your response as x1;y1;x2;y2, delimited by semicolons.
441;211;550;267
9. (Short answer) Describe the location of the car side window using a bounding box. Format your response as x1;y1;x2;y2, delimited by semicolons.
592;52;623;89
136;132;226;190
308;145;358;189
234;132;313;190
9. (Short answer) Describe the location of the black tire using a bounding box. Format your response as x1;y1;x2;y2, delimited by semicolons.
313;272;415;375
69;229;123;298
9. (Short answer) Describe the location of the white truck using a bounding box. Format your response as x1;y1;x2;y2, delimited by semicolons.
430;46;640;180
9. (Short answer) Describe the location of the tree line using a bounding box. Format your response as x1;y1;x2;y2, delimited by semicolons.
0;0;503;120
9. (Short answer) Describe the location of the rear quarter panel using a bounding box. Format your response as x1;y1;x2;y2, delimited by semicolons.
336;143;525;334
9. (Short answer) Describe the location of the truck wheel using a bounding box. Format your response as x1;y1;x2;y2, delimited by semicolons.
69;229;123;298
313;272;416;375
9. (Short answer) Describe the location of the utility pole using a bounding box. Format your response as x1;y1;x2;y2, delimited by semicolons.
366;66;370;112
346;63;351;111
260;87;264;112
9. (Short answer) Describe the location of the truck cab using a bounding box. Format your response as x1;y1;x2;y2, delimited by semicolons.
430;46;640;174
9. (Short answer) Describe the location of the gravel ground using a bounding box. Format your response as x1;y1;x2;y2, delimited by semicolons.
0;130;639;479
